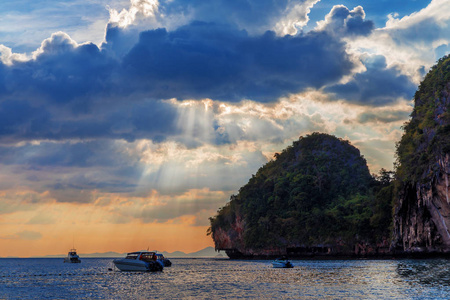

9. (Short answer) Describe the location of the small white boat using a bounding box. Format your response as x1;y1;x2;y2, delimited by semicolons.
272;258;293;268
64;248;81;263
113;251;164;272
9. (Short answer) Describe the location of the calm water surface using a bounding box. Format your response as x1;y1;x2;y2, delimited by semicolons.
0;258;449;299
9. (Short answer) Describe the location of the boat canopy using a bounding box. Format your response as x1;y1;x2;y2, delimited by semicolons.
125;253;140;259
125;251;156;260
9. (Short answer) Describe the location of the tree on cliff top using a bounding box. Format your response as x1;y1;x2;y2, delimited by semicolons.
209;133;393;252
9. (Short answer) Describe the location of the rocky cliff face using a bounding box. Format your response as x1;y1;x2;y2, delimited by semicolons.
393;156;450;253
392;55;450;254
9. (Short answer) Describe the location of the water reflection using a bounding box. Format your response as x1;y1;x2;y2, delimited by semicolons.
1;258;450;299
396;259;450;286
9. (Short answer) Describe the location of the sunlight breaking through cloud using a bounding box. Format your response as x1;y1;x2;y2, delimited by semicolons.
273;0;320;35
109;0;160;28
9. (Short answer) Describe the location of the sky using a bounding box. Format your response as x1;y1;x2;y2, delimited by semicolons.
0;0;449;257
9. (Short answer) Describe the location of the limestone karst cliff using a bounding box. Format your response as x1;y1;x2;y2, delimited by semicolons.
392;55;450;254
208;133;393;258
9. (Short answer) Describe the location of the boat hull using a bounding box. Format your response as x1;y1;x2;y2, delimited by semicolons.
64;258;81;263
272;261;293;268
113;259;163;272
113;260;148;272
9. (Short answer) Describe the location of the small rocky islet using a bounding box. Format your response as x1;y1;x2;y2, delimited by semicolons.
208;54;450;259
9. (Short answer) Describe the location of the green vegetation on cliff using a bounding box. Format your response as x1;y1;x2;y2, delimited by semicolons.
392;55;450;253
396;54;450;183
209;133;394;252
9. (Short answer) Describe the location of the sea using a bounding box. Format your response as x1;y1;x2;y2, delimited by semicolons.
0;258;449;299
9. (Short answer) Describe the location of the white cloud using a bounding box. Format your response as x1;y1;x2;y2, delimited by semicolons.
346;0;450;84
32;31;79;58
108;0;160;27
0;45;29;65
274;0;320;36
385;0;450;30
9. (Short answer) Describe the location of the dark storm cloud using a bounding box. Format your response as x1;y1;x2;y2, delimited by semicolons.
0;100;51;138
3;35;116;104
0;21;355;143
317;5;374;37
325;55;417;106
119;22;353;102
0;93;178;143
0;140;129;167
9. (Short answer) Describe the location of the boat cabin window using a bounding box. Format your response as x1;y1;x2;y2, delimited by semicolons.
125;253;139;259
139;253;155;262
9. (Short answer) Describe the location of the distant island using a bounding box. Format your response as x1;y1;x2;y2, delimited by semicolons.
208;54;450;259
9;247;226;259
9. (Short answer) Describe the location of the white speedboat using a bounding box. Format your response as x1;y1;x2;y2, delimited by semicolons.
272;258;293;268
64;248;81;263
113;251;164;272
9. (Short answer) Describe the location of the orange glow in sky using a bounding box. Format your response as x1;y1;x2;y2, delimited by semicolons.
0;212;213;257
